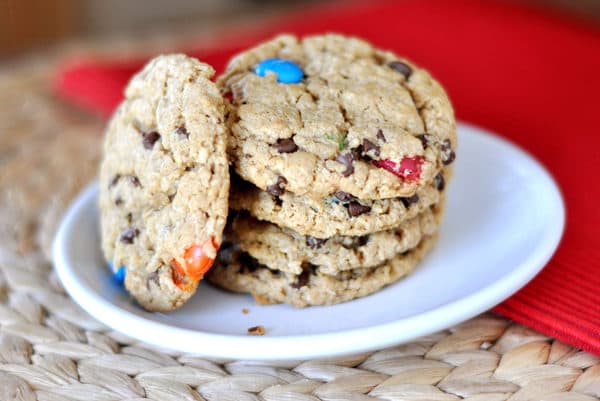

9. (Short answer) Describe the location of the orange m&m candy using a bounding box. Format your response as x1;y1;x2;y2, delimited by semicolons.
171;238;219;290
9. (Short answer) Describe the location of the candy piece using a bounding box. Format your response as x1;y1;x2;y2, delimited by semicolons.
373;156;424;182
255;58;303;84
171;238;219;290
113;265;126;285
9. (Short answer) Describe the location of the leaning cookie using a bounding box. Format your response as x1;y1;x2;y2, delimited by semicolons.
99;54;229;311
218;34;456;200
207;235;438;307
228;204;441;275
230;171;447;238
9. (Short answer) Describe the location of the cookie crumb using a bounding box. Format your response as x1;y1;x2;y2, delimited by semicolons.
247;325;265;335
242;308;250;314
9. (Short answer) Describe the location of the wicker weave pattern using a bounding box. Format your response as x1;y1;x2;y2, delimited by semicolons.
0;51;599;401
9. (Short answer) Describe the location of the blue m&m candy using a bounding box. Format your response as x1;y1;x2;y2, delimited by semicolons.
254;58;303;84
113;266;126;285
108;262;126;285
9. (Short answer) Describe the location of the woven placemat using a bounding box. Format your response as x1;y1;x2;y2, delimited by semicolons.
1;49;599;401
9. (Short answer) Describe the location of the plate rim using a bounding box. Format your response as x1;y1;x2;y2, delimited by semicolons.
53;122;565;360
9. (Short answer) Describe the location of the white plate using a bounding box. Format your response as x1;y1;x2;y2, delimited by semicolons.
53;123;564;361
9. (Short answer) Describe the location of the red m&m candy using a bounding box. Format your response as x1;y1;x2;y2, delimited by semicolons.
373;156;424;182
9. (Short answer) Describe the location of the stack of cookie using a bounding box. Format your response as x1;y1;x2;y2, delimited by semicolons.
99;34;455;311
208;34;456;307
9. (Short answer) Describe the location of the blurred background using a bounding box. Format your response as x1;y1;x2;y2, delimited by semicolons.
1;0;320;58
2;0;600;58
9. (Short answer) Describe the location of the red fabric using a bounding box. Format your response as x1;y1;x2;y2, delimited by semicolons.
54;0;600;354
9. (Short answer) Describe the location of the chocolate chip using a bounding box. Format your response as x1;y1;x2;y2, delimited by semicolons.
142;131;160;149
376;129;386;142
443;150;455;165
291;263;317;289
434;173;445;191
306;236;327;249
109;174;121;188
362;138;380;157
388;61;412;78
239;252;260;273
120;228;139;244
416;133;433;148
130;176;141;187
333;191;355;202
176;126;189;138
336;152;355;177
347;201;371;217
400;194;420;208
304;262;318;275
356;235;369;247
168;193;175;202
441;139;455;165
146;270;160;288
351;145;366;161
273;137;298;153
114;198;123;206
266;176;287;197
291;270;310;289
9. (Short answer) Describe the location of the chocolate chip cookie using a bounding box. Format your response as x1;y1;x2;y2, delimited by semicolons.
207;234;438;307
228;205;441;275
230;171;447;238
218;34;456;200
99;54;230;311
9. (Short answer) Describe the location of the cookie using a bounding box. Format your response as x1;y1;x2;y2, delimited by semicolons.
228;204;441;275
207;234;437;307
230;170;447;238
99;54;230;311
218;34;456;200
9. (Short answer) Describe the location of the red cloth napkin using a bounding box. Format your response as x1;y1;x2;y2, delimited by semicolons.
55;0;600;354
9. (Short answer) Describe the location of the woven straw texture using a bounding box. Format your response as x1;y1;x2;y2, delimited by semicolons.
1;49;599;401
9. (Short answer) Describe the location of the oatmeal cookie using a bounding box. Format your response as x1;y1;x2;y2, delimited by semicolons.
99;54;229;311
218;34;456;200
